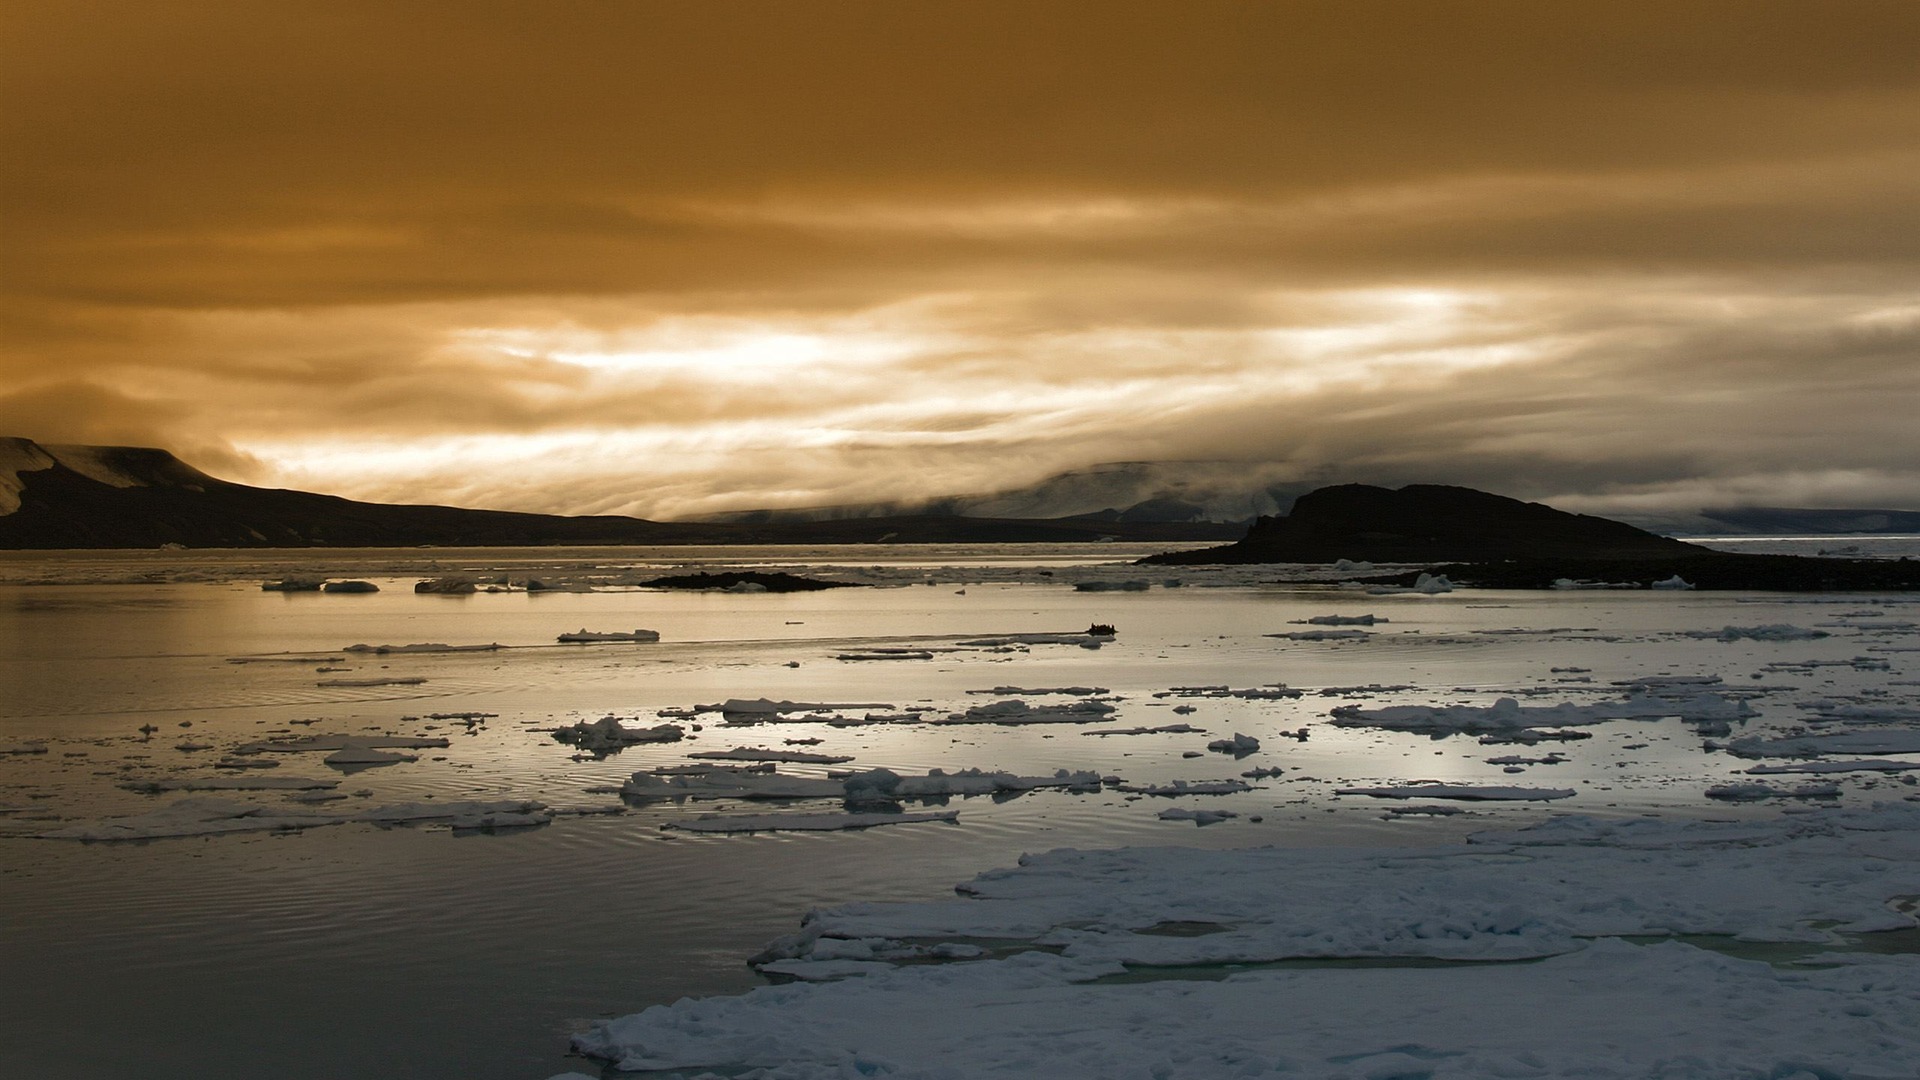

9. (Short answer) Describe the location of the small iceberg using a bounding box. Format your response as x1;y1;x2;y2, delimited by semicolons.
557;629;661;643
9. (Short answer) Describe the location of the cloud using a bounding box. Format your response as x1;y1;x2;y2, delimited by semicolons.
3;3;1918;518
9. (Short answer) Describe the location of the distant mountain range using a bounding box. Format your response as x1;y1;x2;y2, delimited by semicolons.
0;438;1240;549
700;461;1303;526
705;460;1920;537
5;437;1914;550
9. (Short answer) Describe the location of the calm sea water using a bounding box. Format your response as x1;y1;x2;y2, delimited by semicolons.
3;543;1917;1079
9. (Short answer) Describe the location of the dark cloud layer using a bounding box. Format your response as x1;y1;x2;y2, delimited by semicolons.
3;2;1917;516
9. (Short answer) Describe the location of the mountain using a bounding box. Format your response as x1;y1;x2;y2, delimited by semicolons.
0;438;1240;549
701;461;1304;525
1693;506;1920;536
1146;484;1701;565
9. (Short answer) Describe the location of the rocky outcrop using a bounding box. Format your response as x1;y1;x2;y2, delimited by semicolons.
1147;484;1700;565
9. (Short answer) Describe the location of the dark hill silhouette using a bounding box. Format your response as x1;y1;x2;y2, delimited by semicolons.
1146;484;1699;564
0;438;1238;549
1144;482;1920;591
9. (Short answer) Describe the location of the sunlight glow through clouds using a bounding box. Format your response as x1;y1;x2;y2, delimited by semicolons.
233;283;1563;517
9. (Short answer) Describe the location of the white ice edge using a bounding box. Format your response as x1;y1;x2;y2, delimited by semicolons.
572;803;1920;1077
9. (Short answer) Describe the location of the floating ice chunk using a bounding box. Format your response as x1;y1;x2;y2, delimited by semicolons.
552;717;684;751
1332;693;1751;737
1205;733;1260;756
342;642;499;654
1267;629;1370;641
1331;558;1375;571
1650;574;1695;590
1684;624;1830;642
1551;578;1640;589
323;744;417;767
556;628;660;643
619;771;846;800
1302;613;1383;625
1337;783;1575;801
1157;807;1238;825
1746;759;1920;774
1705;782;1841;801
699;698;893;717
0;742;49;755
1797;702;1920;723
754;959;897;980
969;686;1109;696
321;580;379;593
842;768;1102;799
937;699;1117;725
350;800;549;827
260;578;325;592
835;650;935;661
664;811;958;834
1114;779;1252;796
1721;731;1920;758
1366;573;1454;595
688;747;856;764
1612;674;1722;688
412;577;476;595
1157;684;1302;700
316;677;428;687
1082;724;1204;736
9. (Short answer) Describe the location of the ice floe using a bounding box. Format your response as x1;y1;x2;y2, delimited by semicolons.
688;747;856;765
620;771;848;801
1330;692;1753;737
1113;779;1252;796
1704;782;1840;801
1205;732;1260;756
556;628;660;643
1366;572;1454;595
1337;783;1576;801
1156;807;1238;825
342;641;499;654
551;717;685;752
1082;724;1204;736
841;768;1103;799
936;699;1118;724
573;805;1920;1077
1684;624;1831;642
1721;731;1920;757
1747;759;1920;774
323;745;417;767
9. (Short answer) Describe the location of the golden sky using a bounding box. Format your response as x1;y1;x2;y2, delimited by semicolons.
4;1;1918;518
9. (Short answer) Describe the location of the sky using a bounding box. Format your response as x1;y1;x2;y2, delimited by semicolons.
4;1;1919;520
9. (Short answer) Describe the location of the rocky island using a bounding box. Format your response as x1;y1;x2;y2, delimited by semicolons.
1147;483;1920;591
